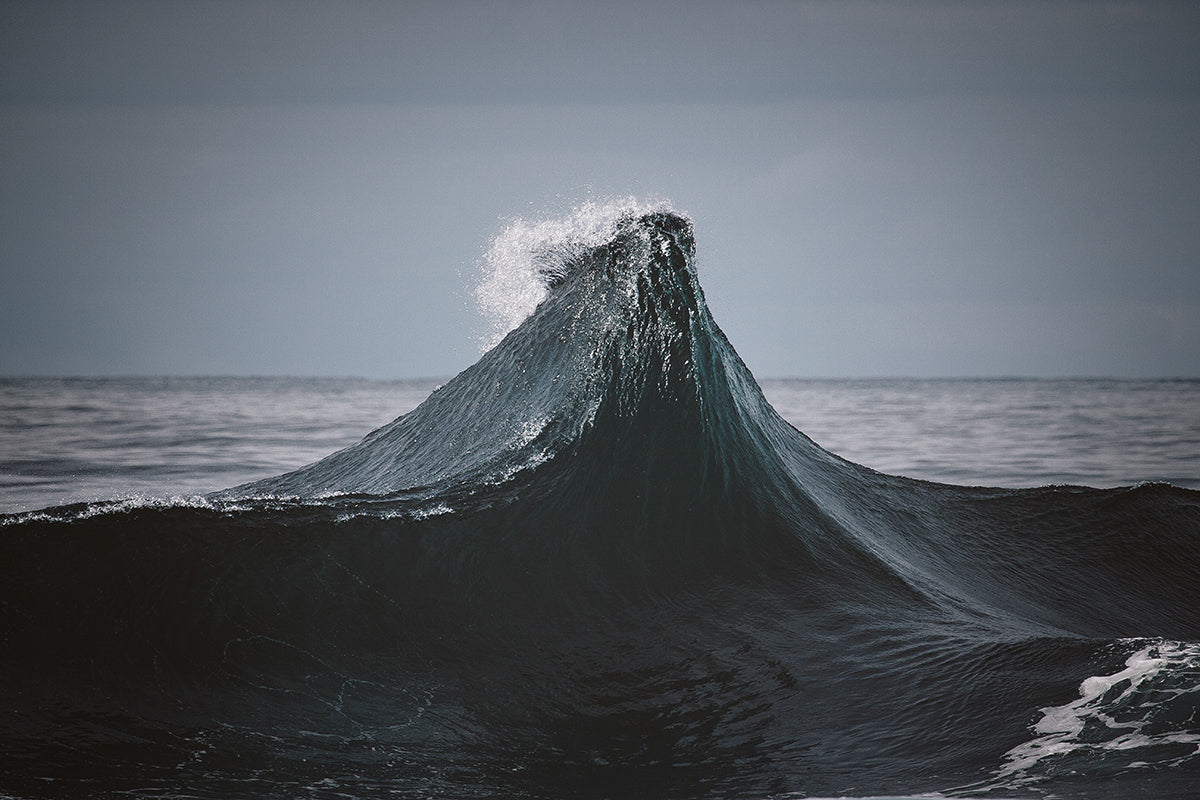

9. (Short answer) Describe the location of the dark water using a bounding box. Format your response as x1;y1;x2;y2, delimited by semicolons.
2;205;1199;799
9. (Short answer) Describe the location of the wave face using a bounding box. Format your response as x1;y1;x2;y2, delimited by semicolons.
3;204;1200;799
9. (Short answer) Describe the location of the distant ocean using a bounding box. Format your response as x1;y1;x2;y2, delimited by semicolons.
2;375;1196;515
3;204;1198;800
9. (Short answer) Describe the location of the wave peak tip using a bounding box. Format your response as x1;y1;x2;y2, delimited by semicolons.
475;197;690;349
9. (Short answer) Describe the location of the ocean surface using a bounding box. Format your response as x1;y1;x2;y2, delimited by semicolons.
2;203;1199;800
2;376;1197;516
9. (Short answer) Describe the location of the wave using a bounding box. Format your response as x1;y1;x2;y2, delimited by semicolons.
3;202;1199;799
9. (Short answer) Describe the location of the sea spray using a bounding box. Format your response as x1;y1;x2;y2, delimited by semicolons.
475;196;674;349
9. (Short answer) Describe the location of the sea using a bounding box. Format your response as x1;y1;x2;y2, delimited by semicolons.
2;376;1197;516
2;202;1198;800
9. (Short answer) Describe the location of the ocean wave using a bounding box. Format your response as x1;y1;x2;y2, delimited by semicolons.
3;202;1198;799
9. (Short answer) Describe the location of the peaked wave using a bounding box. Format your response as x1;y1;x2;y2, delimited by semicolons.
223;205;1200;638
3;201;1199;800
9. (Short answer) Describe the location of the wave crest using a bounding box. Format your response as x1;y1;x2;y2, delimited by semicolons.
475;196;677;349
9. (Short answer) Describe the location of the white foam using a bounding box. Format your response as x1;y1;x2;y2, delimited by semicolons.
487;448;552;487
0;491;367;526
334;501;455;523
0;493;245;525
514;415;549;448
992;639;1200;786
474;196;676;350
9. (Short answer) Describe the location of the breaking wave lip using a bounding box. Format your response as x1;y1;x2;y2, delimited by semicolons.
475;195;676;348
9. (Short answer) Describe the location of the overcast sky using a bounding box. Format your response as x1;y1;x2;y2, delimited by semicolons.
3;1;1198;378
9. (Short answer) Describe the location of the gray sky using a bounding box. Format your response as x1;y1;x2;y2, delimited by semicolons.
3;0;1198;378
